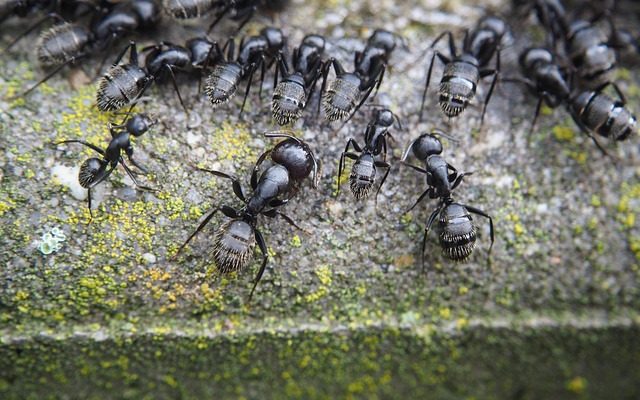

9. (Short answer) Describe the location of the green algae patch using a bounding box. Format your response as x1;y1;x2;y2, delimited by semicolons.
0;322;638;399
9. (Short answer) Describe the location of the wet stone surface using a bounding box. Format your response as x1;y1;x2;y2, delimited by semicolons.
0;0;639;398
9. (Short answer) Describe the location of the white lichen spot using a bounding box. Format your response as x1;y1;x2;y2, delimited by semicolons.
51;165;87;200
38;226;67;255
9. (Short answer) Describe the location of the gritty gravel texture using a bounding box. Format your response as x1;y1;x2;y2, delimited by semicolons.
0;0;639;398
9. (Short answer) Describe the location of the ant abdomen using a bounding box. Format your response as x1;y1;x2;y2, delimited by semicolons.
272;77;306;125
439;60;479;117
97;64;149;111
205;62;242;106
438;203;477;261
37;22;90;66
323;73;360;121
349;154;376;199
78;158;104;188
212;219;256;273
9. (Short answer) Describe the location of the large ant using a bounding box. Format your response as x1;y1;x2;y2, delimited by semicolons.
162;0;289;33
402;131;493;267
3;0;160;98
509;47;636;151
55;113;157;217
336;108;399;202
419;15;508;126
204;27;284;116
174;133;317;300
321;29;404;122
271;34;326;126
141;36;222;124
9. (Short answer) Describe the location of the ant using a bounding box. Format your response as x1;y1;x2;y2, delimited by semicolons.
336;108;400;202
508;47;636;151
174;133;317;300
163;0;289;33
401;131;493;268
321;29;405;122
141;37;223;124
55;113;157;217
271;34;326;126
419;15;508;126
3;0;160;99
204;27;284;116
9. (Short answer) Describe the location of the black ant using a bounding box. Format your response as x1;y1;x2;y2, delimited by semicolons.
174;133;317;300
508;47;636;151
3;0;160;99
419;15;508;126
401;131;469;213
141;37;223;125
402;131;493;267
271;34;326;125
321;29;405;122
55;113;157;217
336;108;399;202
162;0;289;33
204;27;284;116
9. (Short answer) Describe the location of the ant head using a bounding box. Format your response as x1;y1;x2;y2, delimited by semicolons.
368;29;408;53
477;15;508;38
261;27;285;50
78;158;107;188
126;113;156;137
519;47;553;70
374;108;395;127
302;34;326;52
412;133;443;160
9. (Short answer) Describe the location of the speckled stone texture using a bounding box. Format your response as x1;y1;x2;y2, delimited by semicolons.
0;0;639;398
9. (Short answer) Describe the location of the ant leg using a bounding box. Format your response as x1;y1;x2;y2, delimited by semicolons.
337;138;361;196
406;187;435;213
111;41;137;68
374;162;391;210
159;64;191;127
240;62;259;118
570;114;618;161
479;70;498;129
56;140;106;156
420;50;449;122
119;160;156;191
597;81;628;104
528;96;544;144
402;162;429;175
87;187;94;219
450;171;473;190
422;205;443;273
195;167;246;202
174;206;229;258
371;64;386;101
465;205;495;265
251;149;272;190
16;55;86;99
2;12;65;54
234;6;256;33
262;208;306;231
248;228;269;301
207;4;232;34
125;147;149;174
88;162;117;189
